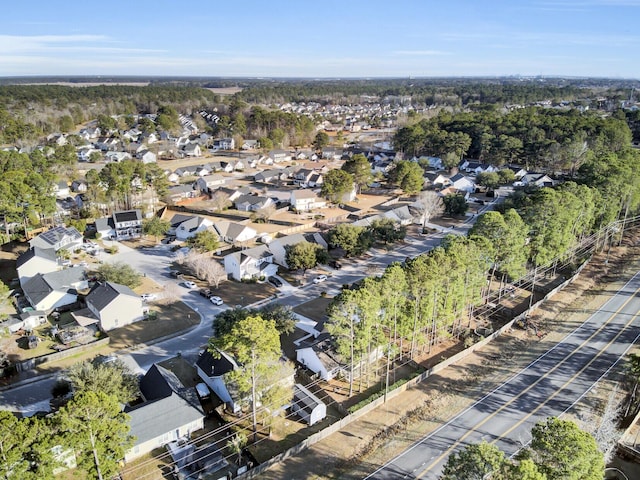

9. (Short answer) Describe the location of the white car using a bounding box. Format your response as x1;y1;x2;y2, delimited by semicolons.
210;296;224;306
183;281;197;289
313;274;328;284
141;293;157;302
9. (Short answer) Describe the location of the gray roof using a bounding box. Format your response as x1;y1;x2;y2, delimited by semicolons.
126;392;204;445
213;221;252;241
23;268;86;306
126;364;204;445
29;225;82;250
86;282;137;312
16;247;57;269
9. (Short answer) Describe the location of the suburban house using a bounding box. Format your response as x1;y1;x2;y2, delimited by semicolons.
53;181;70;199
16;247;60;287
507;165;528;179
196;349;241;414
234;194;275;212
113;210;143;240
296;333;383;382
95;210;143;241
125;364;205;462
174;166;198;177
166;184;200;204
413;156;443;170
29;225;83;253
180;144;201;158
242;139;259;150
215;186;251;204
269;232;328;269
195;175;226;193
137;150;157;164
352;205;414;228
290;189;327;211
449;173;476;193
268;149;291;163
213;138;235;150
213;221;257;245
223;245;278;281
520;173;555;187
463;161;498;175
291;383;326;426
70;180;88;193
173;216;213;241
429;173;451;188
105;151;132;163
85;281;145;332
294;169;324;188
295;335;343;381
22;268;87;313
438;186;470;200
321;147;342;160
95;137;119;151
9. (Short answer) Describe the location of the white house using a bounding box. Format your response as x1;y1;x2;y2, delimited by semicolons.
173;216;213;241
22;268;87;313
234;194;275;212
449;173;476;193
223;245;278;281
137;150;157;164
290;189;327;211
195;349;241;414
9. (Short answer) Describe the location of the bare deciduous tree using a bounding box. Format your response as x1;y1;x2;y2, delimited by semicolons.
162;282;181;304
210;191;231;212
253;204;276;223
204;260;227;288
578;387;623;464
413;191;443;231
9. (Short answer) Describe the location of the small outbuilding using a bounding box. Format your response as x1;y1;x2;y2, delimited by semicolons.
291;383;326;426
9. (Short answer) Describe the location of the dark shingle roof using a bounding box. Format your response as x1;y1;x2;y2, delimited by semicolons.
113;210;142;223
23;268;86;306
86;282;137;312
196;350;237;378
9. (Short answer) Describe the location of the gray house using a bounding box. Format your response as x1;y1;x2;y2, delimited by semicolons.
125;364;205;462
22;268;87;313
85;282;144;332
196;349;241;413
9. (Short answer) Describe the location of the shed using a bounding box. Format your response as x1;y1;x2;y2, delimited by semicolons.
292;383;326;426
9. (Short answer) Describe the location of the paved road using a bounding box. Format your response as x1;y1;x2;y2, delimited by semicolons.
364;271;640;479
0;194;501;416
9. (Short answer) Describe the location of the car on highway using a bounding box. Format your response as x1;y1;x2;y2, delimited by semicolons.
199;288;213;299
268;276;283;287
209;296;224;306
183;281;197;289
313;274;328;284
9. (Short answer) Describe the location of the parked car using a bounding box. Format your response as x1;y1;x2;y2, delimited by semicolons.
209;296;224;306
183;281;197;289
199;288;213;299
313;274;328;284
329;260;342;270
141;293;157;302
268;276;283;287
169;270;181;278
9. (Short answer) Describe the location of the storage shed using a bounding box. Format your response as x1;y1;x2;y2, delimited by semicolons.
291;383;326;426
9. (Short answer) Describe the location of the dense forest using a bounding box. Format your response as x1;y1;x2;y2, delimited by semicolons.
394;107;632;172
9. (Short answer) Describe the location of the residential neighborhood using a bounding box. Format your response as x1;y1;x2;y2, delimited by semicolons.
0;73;639;480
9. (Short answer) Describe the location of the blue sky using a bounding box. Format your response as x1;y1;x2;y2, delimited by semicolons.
1;0;639;78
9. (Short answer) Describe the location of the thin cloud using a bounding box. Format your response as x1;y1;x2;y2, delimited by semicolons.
394;50;450;56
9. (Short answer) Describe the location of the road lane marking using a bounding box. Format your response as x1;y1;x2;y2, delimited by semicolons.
413;285;640;479
363;271;640;480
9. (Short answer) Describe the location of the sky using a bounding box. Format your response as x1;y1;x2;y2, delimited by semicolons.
1;0;639;79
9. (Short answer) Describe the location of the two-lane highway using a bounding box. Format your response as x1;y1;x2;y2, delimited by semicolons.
365;271;640;479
